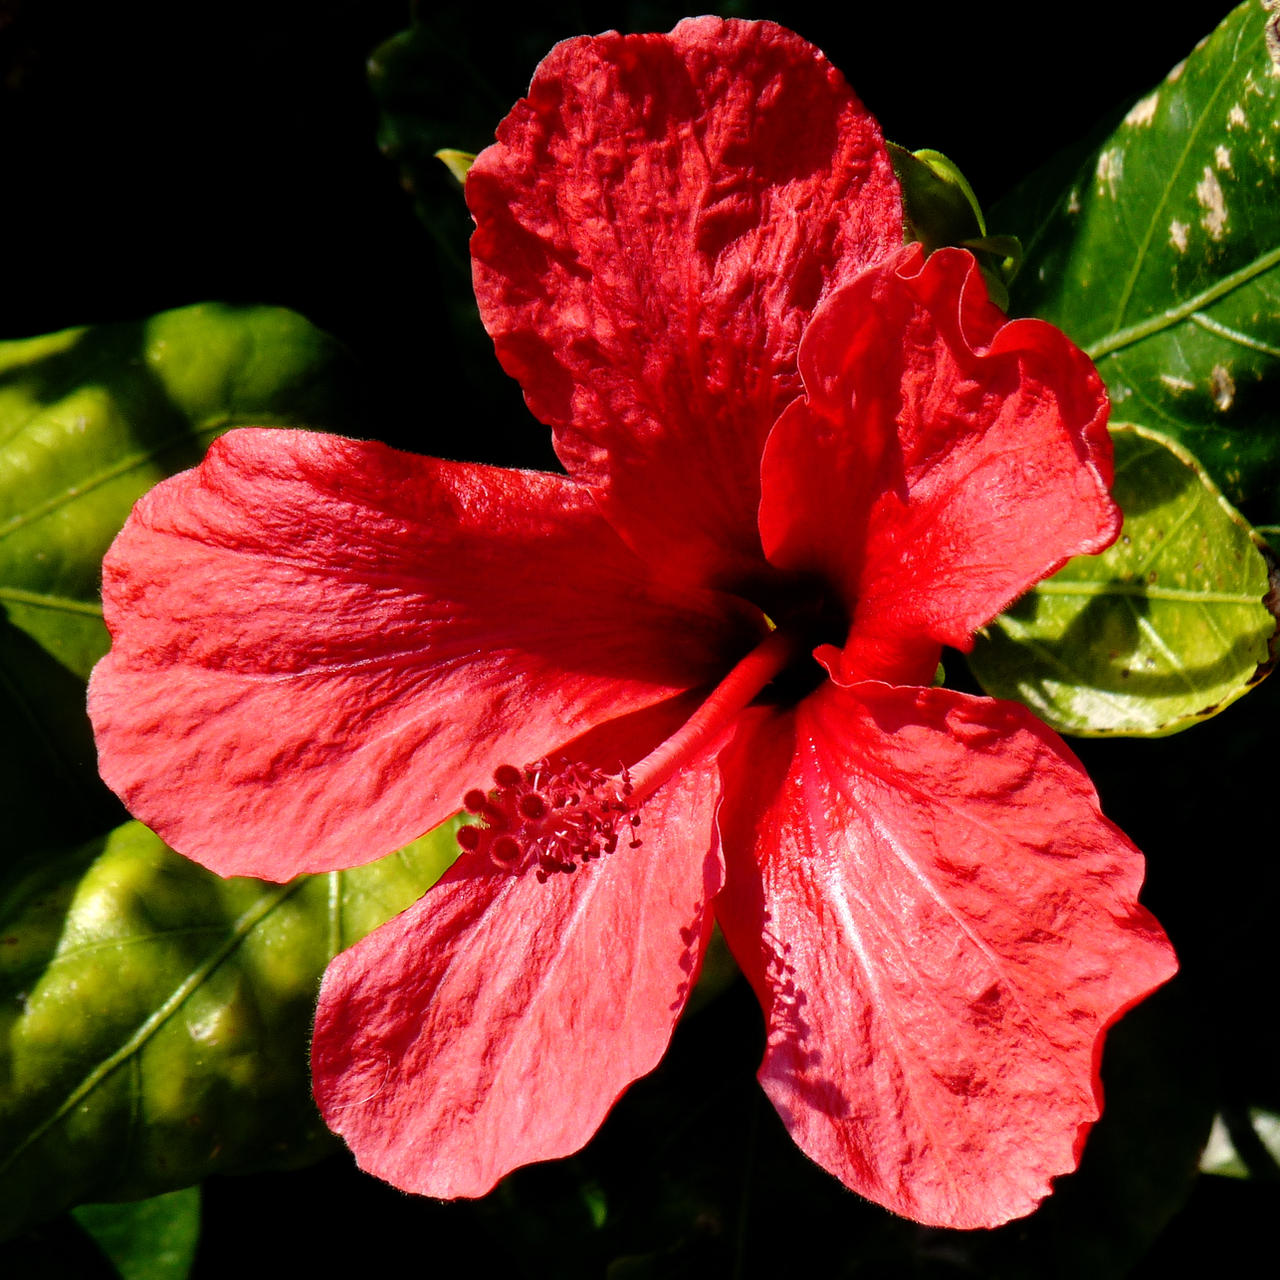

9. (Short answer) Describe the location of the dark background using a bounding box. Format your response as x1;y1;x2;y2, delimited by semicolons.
3;2;1273;1276
0;0;1235;458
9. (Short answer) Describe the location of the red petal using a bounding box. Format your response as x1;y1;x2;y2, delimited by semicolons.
312;752;724;1197
469;17;901;589
89;429;755;879
760;246;1116;675
715;684;1176;1229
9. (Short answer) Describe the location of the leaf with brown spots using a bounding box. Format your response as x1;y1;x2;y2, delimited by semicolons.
997;1;1280;527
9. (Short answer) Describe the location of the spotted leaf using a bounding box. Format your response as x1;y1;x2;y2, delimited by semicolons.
1002;0;1280;527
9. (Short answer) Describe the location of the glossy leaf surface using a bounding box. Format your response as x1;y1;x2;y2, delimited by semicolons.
971;424;1276;735
71;1187;201;1280
0;303;360;680
1005;0;1280;525
0;819;460;1240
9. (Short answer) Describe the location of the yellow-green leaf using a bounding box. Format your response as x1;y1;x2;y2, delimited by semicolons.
0;303;359;680
970;424;1277;735
71;1187;201;1280
0;819;461;1240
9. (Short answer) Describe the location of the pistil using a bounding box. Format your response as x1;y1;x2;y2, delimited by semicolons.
624;626;801;805
456;628;803;880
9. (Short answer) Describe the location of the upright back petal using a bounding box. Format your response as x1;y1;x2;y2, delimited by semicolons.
760;246;1116;676
469;17;902;590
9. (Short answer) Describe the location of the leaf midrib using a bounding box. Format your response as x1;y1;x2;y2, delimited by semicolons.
0;878;305;1175
0;419;231;543
0;587;103;617
1086;244;1280;360
1035;579;1263;605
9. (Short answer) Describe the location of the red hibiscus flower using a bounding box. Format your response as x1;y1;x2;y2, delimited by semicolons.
88;18;1176;1229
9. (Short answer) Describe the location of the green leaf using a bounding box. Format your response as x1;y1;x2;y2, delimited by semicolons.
0;304;362;856
970;424;1277;736
1002;0;1280;526
0;303;360;680
0;818;461;1241
368;18;492;281
71;1187;201;1280
368;20;499;377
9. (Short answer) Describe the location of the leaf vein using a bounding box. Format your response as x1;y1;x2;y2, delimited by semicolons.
0;879;304;1177
1034;580;1259;605
1188;310;1280;358
1127;597;1199;693
0;587;104;618
0;422;227;543
1088;245;1280;360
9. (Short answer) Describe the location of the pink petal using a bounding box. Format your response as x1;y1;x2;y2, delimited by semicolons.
312;751;724;1197
89;429;757;879
715;684;1176;1229
468;17;901;589
760;246;1116;675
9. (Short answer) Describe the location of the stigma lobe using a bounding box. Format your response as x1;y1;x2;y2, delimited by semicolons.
457;759;638;881
455;629;806;881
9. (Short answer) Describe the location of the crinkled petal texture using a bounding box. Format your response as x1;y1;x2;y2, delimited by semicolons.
715;683;1176;1229
469;16;901;589
89;429;757;879
760;245;1116;681
313;751;725;1197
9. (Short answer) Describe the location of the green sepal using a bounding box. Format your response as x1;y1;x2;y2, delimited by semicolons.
889;143;1021;307
890;143;987;243
436;148;476;185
